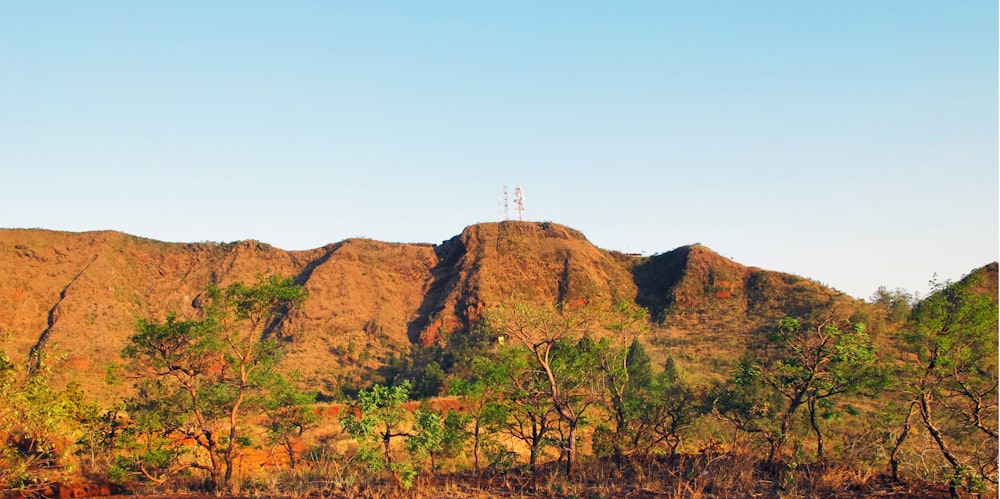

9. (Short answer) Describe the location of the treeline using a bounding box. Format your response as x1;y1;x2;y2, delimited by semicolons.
0;269;996;498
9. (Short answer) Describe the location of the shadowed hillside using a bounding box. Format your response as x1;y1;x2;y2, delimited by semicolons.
2;222;857;401
409;221;639;345
634;243;851;327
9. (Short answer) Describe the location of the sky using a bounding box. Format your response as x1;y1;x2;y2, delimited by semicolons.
1;1;996;299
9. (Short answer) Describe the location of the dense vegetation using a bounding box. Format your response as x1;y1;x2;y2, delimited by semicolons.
0;267;995;498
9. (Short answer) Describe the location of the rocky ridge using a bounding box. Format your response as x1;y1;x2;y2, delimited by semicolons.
1;221;855;401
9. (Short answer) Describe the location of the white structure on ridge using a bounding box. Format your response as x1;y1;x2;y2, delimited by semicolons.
514;186;524;221
498;185;525;221
501;186;509;220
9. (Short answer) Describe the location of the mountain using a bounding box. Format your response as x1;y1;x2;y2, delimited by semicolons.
958;262;999;299
1;222;869;401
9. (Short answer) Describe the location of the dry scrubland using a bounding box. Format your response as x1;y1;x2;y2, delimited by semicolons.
0;222;995;498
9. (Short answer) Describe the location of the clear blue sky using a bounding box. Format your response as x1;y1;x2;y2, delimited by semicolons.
2;1;996;299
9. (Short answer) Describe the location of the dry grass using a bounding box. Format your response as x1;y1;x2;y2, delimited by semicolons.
12;442;963;499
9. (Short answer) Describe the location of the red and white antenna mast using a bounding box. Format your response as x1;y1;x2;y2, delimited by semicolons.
514;186;525;221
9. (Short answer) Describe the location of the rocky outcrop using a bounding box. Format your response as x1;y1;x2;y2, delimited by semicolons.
0;222;860;401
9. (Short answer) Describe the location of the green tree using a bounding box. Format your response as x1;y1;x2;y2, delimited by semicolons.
489;345;559;475
414;360;445;399
630;359;701;457
65;382;113;474
0;350;99;487
119;314;222;485
892;270;998;495
339;381;415;488
597;302;651;464
404;404;464;472
119;274;306;491
714;317;883;464
440;410;471;466
711;357;782;456
263;373;317;470
870;286;917;325
111;386;189;487
491;301;607;478
447;356;506;472
549;334;604;476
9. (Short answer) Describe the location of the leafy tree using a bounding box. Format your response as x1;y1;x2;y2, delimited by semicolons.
405;408;442;466
0;336;108;489
118;315;222;486
711;357;782;456
489;301;617;477
662;355;679;383
439;410;471;465
263;373;318;469
111;388;189;487
404;404;464;472
414;360;445;399
64;382;114;473
339;381;415;488
630;359;701;458
870;286;917;325
119;274;306;491
545;334;604;476
488;345;559;475
0;353;92;487
447;356;506;472
597;302;651;464
713;317;883;464
892;271;998;495
797;319;885;460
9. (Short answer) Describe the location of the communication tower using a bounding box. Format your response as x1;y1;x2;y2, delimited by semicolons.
502;186;510;220
514;186;524;221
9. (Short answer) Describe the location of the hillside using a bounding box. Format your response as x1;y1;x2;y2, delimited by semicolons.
1;221;858;401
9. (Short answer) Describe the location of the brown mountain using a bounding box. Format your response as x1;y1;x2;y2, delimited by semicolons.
959;262;999;300
1;221;864;401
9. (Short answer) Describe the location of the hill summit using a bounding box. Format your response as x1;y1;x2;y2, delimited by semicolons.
1;221;857;400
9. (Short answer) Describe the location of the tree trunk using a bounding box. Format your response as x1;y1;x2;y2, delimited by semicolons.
666;434;681;456
566;420;578;478
223;451;234;492
808;399;824;461
198;429;221;491
223;360;250;492
613;401;627;466
919;392;962;498
224;393;245;491
473;420;481;473
187;386;221;491
529;424;542;476
771;393;806;464
889;402;915;482
768;412;792;464
383;431;393;466
284;438;297;469
767;436;781;466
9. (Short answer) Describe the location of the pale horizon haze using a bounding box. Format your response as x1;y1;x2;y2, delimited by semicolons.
2;2;997;299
